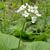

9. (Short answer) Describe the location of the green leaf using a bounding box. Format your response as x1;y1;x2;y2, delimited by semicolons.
36;17;45;31
21;41;50;50
0;33;19;50
46;16;50;28
0;2;5;9
8;17;26;36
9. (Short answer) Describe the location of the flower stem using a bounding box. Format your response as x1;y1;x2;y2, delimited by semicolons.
18;19;26;50
21;0;23;4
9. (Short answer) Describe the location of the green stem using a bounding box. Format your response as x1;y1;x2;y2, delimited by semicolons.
18;19;26;50
21;0;23;4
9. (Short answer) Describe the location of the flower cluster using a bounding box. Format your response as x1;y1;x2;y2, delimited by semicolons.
15;3;41;23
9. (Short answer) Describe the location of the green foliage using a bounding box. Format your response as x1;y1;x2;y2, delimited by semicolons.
0;0;50;40
0;33;50;50
22;41;50;50
0;2;5;9
0;0;50;50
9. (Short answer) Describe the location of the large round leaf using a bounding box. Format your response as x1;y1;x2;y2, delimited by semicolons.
20;41;50;50
0;33;19;50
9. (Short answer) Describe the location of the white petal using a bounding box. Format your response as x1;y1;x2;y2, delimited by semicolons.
28;5;31;9
21;5;25;8
30;10;34;13
25;14;29;17
27;9;31;12
23;6;27;9
25;13;29;16
25;3;28;6
22;14;25;16
15;10;20;13
26;13;29;16
19;5;26;10
22;12;29;17
36;14;41;16
30;6;34;10
24;11;28;14
31;16;37;23
19;7;24;10
22;14;29;17
34;10;39;14
34;5;38;9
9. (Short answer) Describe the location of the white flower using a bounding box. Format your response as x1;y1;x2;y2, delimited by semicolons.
27;5;38;13
20;5;25;8
22;11;29;17
34;10;39;14
15;3;42;18
15;5;27;13
24;11;29;15
25;14;29;17
22;13;29;17
30;9;34;13
34;5;38;10
15;8;23;13
30;6;34;10
24;11;28;14
22;13;25;16
15;8;24;13
27;6;34;13
27;9;31;12
28;5;34;10
31;16;37;23
19;5;26;10
28;5;31;9
22;5;27;9
15;10;20;13
25;3;29;6
36;13;41;16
